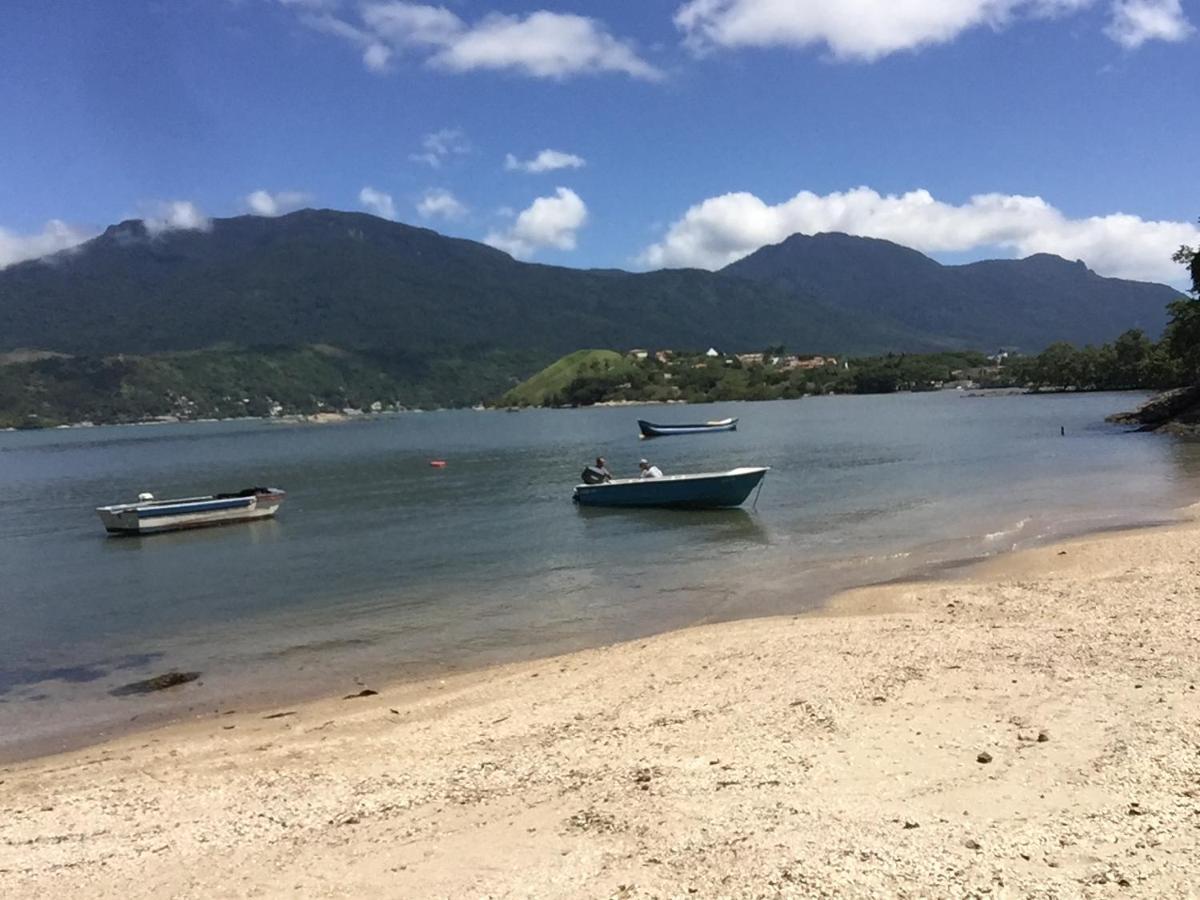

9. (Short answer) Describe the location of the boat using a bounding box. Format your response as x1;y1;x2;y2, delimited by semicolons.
96;487;286;535
573;467;768;509
638;417;738;438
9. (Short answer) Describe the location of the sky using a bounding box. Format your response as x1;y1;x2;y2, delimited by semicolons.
1;0;1198;286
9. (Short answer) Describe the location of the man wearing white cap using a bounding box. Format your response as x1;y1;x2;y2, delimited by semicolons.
638;458;663;479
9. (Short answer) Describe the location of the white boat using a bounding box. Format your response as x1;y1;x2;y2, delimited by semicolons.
96;487;286;535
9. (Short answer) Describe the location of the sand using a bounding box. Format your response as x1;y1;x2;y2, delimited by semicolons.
3;517;1199;898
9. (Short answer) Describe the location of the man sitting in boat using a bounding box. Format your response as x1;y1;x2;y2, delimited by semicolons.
638;459;663;479
580;457;613;484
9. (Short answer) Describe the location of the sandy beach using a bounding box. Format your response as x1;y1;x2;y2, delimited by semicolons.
3;516;1199;898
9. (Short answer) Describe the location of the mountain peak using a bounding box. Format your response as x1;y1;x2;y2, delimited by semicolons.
100;219;151;242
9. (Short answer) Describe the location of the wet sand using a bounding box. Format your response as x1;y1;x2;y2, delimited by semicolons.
3;514;1199;897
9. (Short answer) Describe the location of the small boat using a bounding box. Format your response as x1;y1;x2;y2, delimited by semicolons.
96;487;286;535
638;417;738;438
573;467;768;509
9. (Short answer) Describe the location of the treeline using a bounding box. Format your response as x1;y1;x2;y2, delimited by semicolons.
0;345;546;428
1008;330;1181;392
549;350;999;406
543;309;1199;407
1012;256;1198;391
540;247;1200;406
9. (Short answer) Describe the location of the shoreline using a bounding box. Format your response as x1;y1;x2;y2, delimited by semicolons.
4;386;1151;431
4;511;1200;894
2;503;1191;768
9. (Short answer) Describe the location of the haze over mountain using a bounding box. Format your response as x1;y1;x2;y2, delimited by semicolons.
0;209;1180;361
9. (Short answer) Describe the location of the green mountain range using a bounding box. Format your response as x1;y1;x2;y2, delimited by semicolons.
724;231;1175;350
0;208;1184;423
0;208;1179;358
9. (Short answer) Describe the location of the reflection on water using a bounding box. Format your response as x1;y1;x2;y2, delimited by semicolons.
1;391;1199;757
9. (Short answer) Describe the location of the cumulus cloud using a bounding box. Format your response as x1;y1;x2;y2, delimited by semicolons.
293;3;661;79
359;186;397;220
144;200;210;236
1105;0;1194;47
0;220;95;269
484;187;588;259
417;188;468;221
638;186;1200;285
674;0;1100;60
245;189;313;216
504;149;587;174
409;128;470;168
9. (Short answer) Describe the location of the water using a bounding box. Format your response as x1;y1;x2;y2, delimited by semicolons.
2;392;1199;758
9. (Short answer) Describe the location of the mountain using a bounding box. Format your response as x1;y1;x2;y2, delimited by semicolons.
0;211;1181;366
0;210;918;359
722;232;1177;350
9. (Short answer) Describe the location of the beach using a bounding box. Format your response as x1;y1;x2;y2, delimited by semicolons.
3;513;1198;898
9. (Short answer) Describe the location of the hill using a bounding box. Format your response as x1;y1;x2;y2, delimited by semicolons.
722;232;1178;349
0;211;1181;364
500;349;632;407
0;210;916;360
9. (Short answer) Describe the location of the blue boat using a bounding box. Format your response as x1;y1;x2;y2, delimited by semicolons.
573;467;768;509
638;417;737;438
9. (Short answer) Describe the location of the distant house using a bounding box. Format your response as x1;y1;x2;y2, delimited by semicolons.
627;348;649;360
705;347;720;358
655;350;674;364
736;352;765;366
784;355;837;370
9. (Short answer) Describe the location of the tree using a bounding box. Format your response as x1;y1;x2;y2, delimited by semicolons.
1165;233;1200;379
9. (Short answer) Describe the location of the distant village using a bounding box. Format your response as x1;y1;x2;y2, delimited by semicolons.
627;347;843;371
620;346;1014;393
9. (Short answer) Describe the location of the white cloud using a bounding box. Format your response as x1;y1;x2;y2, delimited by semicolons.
674;0;1095;60
504;149;587;174
294;3;661;79
638;186;1200;285
0;220;94;269
144;200;210;236
431;10;662;80
298;11;394;72
417;188;468;221
484;187;588;259
245;189;313;216
409;127;470;168
361;1;463;46
1105;0;1194;47
359;186;397;220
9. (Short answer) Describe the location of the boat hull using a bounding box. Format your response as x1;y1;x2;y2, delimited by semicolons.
573;467;767;509
638;417;738;438
97;490;286;535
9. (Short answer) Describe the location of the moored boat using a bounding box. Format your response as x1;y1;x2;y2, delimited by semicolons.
573;467;767;509
638;417;738;438
96;487;286;535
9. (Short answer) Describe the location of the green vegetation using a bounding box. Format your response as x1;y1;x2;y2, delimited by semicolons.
2;211;1194;427
500;350;632;407
1164;236;1200;380
499;349;1000;407
0;210;1181;363
1015;237;1199;394
0;345;546;428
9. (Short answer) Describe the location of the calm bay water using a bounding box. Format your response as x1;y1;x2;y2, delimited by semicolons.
2;391;1199;758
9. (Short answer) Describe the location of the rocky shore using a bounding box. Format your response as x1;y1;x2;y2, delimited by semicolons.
1108;383;1200;435
2;517;1199;897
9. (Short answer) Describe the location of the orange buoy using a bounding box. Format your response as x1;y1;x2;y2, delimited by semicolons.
429;460;447;468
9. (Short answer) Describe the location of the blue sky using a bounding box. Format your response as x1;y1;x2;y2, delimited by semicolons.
1;0;1197;284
